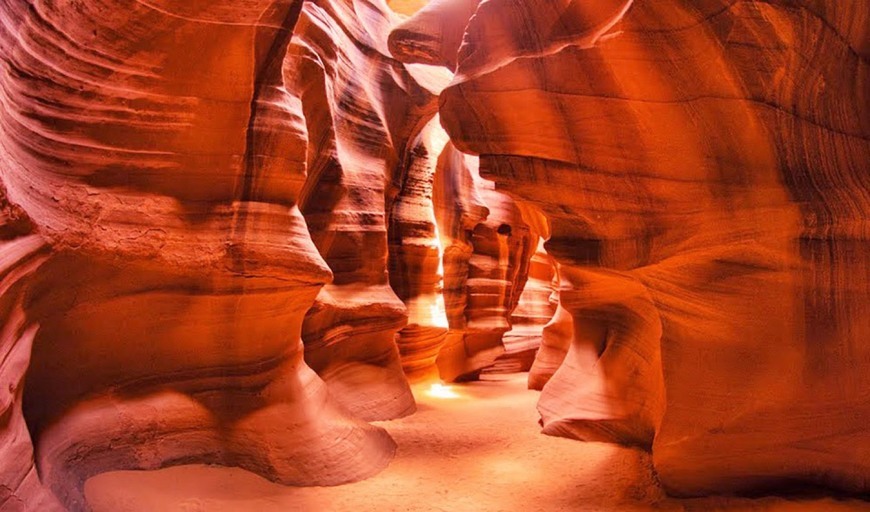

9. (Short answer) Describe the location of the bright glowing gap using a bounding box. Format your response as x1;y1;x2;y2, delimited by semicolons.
425;383;460;399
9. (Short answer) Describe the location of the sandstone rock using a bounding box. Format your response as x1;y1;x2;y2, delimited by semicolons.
527;299;573;391
431;142;488;381
289;0;433;420
432;145;537;381
389;121;451;380
389;0;480;69
1;0;867;506
1;1;396;508
0;190;59;511
403;0;870;495
483;238;557;375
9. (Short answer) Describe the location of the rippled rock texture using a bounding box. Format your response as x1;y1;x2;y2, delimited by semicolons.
398;0;870;497
290;0;431;420
0;0;408;508
0;190;58;511
483;239;557;375
432;143;538;381
0;0;539;507
2;0;868;508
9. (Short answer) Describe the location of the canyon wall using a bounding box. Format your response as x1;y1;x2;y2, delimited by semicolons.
1;0;866;507
0;191;59;511
0;0;410;508
0;0;535;508
484;239;557;375
432;143;537;381
397;0;870;496
290;0;429;419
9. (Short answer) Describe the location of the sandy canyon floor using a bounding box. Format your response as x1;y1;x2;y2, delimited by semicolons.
85;375;870;512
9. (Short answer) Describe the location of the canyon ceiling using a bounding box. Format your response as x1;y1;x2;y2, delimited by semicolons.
0;0;868;510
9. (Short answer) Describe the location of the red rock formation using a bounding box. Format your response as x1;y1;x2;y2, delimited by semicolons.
289;0;436;420
483;239;557;374
527;297;573;391
1;0;867;507
389;0;480;69
431;142;488;379
432;143;537;381
0;191;60;511
388;121;450;380
398;0;870;496
0;0;396;508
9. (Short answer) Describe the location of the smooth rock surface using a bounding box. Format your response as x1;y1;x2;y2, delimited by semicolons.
398;0;870;496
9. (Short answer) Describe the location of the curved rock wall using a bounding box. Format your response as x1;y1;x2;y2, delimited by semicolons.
398;0;870;496
0;0;399;508
433;143;537;381
0;189;58;511
1;0;866;506
388;121;450;380
289;0;434;420
482;239;557;375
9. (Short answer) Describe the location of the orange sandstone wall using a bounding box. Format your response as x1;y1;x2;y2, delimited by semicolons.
396;0;870;496
0;1;407;508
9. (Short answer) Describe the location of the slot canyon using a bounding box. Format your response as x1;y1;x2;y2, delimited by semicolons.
0;0;868;510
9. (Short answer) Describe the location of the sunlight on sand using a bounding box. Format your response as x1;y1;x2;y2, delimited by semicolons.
424;382;461;399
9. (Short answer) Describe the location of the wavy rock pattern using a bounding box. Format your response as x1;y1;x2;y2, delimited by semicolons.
388;121;450;380
527;297;573;391
0;0;866;507
1;1;397;508
0;191;58;512
483;239;557;375
389;0;480;69
400;0;870;496
290;0;437;420
431;142;487;380
432;143;537;381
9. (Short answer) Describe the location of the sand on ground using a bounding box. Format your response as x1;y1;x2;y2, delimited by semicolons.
85;374;870;511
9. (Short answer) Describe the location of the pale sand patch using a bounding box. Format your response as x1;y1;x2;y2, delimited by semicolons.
85;375;870;511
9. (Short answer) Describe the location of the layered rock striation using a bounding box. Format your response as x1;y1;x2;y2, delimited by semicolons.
398;0;870;496
483;239;557;375
1;0;867;508
388;121;451;380
432;143;537;381
290;0;436;420
0;0;409;508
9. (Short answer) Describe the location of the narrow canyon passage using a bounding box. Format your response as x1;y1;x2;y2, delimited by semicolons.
0;0;868;510
85;375;870;512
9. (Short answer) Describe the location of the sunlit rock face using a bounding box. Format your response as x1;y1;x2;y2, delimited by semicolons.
0;0;398;508
388;121;451;380
389;0;480;69
1;0;866;507
527;296;572;391
398;0;870;497
432;143;537;381
289;0;439;420
483;239;557;374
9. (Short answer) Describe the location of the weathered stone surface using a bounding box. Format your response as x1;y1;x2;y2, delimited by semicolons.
400;0;870;496
290;0;434;420
389;121;451;380
1;0;867;507
483;239;557;375
389;0;480;69
0;189;59;512
0;1;398;508
432;143;537;381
